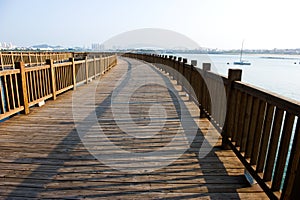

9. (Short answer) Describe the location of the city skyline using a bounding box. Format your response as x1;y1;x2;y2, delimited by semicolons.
1;0;300;50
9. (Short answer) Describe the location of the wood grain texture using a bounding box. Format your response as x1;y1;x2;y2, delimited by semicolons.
0;57;267;199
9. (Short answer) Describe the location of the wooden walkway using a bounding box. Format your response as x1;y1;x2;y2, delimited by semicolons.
0;57;268;199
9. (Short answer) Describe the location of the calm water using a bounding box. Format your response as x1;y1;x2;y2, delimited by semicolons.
172;54;300;102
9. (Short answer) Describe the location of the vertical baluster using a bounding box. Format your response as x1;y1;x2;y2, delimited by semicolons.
9;74;16;109
26;71;31;102
3;76;10;111
0;76;5;113
14;73;20;108
41;69;46;98
45;68;50;95
272;112;295;191
245;97;260;158
71;58;76;90
281;117;300;199
263;108;284;181
236;92;247;147
232;90;242;142
256;104;275;173
250;100;267;165
200;63;211;118
94;56;97;79
85;57;89;84
57;66;61;91
239;95;253;151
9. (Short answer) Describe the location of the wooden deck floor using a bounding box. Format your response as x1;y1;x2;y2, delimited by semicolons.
0;57;268;199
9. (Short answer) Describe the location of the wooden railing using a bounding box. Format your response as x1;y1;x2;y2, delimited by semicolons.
0;51;76;69
123;53;300;200
0;52;117;120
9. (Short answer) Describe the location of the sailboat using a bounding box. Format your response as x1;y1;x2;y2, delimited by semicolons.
234;40;251;65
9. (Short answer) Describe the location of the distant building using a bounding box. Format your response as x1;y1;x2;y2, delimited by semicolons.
0;42;14;50
91;43;104;51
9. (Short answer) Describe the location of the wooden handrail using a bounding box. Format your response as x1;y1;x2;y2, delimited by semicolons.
0;52;117;120
0;51;109;70
123;52;300;200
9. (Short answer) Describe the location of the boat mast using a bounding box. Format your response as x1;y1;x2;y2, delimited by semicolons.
240;40;244;62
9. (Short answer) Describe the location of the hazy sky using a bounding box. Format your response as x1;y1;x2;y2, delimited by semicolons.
1;0;300;49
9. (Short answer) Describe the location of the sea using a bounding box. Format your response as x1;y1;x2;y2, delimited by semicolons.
171;53;300;102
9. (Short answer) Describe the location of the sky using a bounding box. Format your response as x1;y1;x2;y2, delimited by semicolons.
1;0;300;49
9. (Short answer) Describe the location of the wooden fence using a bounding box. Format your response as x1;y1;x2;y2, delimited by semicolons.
0;52;117;120
123;53;300;200
0;52;75;69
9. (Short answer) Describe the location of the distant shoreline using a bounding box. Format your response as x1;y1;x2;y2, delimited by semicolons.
168;52;300;59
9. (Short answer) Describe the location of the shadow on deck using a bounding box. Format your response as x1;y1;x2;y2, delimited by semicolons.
0;57;267;199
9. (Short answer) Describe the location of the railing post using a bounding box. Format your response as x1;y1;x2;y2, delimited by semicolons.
15;62;29;114
177;57;182;85
191;60;197;84
93;56;97;79
11;52;15;69
191;60;197;67
222;69;242;149
171;56;177;80
182;58;188;83
71;57;76;90
85;56;89;84
46;59;56;100
28;52;32;66
114;54;118;65
0;52;4;70
189;60;197;101
200;63;211;118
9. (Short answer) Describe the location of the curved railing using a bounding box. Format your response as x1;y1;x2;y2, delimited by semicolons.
124;53;300;200
0;52;117;120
